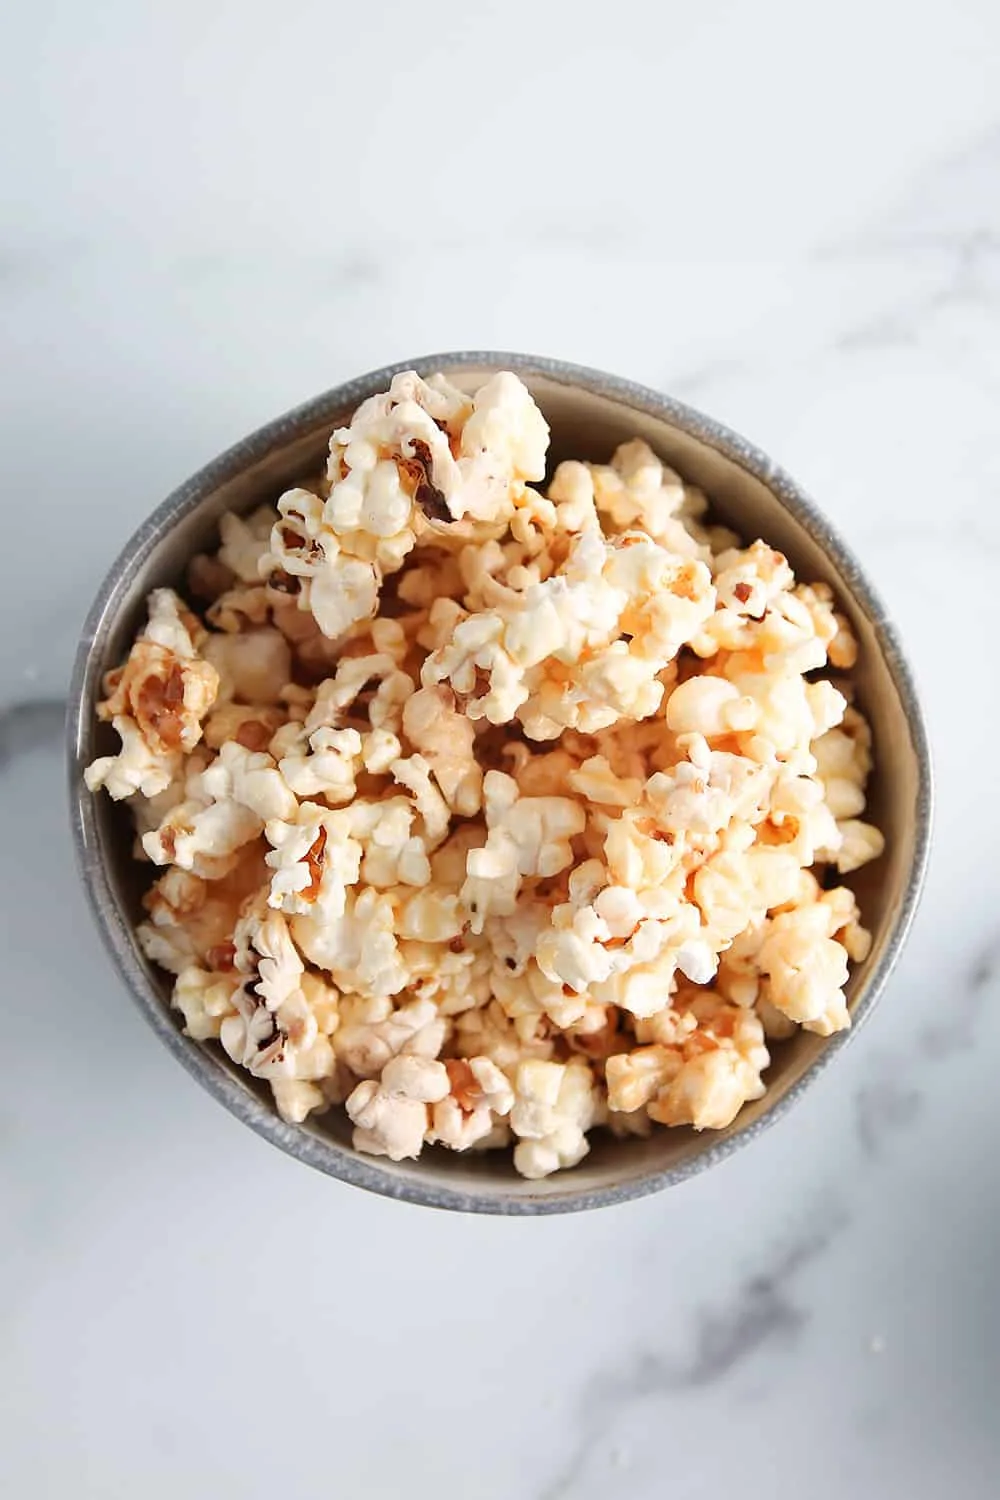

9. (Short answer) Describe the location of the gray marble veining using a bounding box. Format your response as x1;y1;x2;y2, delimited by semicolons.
539;1201;851;1499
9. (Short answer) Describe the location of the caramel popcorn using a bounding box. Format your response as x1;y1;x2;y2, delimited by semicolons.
87;370;885;1178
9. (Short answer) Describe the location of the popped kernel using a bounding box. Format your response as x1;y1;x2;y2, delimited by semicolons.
510;1058;598;1179
86;589;219;798
86;369;885;1179
347;1055;451;1161
429;1056;515;1150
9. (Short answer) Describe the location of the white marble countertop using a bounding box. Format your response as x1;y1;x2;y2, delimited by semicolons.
3;3;999;1496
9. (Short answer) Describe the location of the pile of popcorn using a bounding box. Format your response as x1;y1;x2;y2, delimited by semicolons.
86;370;884;1179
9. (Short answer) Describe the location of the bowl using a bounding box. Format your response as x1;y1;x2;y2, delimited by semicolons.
68;352;932;1214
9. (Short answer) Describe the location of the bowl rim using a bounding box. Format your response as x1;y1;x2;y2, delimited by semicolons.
67;350;934;1215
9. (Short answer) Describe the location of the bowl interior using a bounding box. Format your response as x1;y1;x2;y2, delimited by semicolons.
72;359;928;1212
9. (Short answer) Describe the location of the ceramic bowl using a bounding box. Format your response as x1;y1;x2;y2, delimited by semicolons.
68;353;932;1213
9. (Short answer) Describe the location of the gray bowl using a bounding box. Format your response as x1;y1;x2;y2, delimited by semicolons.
68;353;932;1214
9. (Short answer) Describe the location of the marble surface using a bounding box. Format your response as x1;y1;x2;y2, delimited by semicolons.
2;2;999;1495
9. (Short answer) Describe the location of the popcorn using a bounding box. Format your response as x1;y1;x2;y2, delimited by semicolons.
219;984;289;1078
510;1059;598;1179
606;1046;681;1113
565;755;643;809
390;754;452;845
713;540;794;616
585;440;703;559
142;740;296;874
232;893;304;1011
270;1078;328;1125
87;368;885;1179
796;582;858;669
428;1056;515;1150
265;803;354;918
347;1055;451;1161
275;725;362;804
334;994;448;1080
202;628;292;704
217;508;276;584
86;589;219;798
422;524;714;741
172;965;241;1041
401;686;483;816
453;999;555;1073
606;996;770;1131
648;1046;763;1130
644;742;772;838
137;842;266;972
826;818;885;875
403;936;489;1013
461;771;585;933
203;701;287;753
665;675;750;737
85;714;185;802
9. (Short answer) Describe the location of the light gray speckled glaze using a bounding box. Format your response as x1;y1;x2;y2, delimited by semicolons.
67;353;933;1214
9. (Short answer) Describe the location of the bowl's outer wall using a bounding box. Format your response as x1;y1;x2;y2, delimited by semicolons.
69;353;932;1213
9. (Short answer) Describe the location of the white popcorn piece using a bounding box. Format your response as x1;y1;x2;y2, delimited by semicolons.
293;886;410;998
270;1077;328;1125
796;581;859;669
217;973;336;1114
202;628;292;704
586;440;693;549
334;995;448;1079
205;582;273;634
85;714;184;801
645;746;773;838
276;724;362;804
422;610;528;725
232;894;305;1011
828;818;885;874
428;1056;515;1151
401;685;483;816
456;371;550;515
220;984;290;1078
390;753;452;845
265;801;362;920
137;843;265;973
262;371;549;646
405;942;490;1019
362;727;402;774
172;965;241;1041
461;771;585;934
217;507;276;584
510;1059;598;1179
423;524;714;741
310;555;381;640
648;1045;765;1130
606;1045;682;1113
608;998;770;1132
89;590;219;797
453;999;555;1074
347;1055;451;1161
265;486;328;579
544;460;601;534
756;906;851;1029
665;675;749;737
217;921;337;1124
199;740;299;822
713;540;794;619
142;741;297;873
